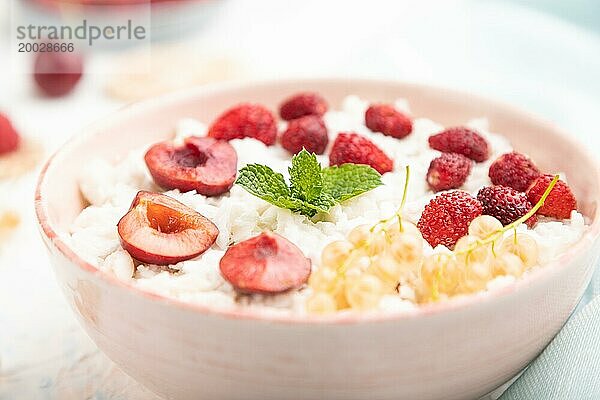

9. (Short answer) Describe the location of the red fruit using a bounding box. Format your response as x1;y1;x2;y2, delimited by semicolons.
279;92;328;121
489;152;541;192
477;185;537;228
365;104;412;139
145;136;237;197
426;153;472;192
33;50;83;97
0;113;20;155
526;174;577;219
118;191;219;265
417;191;483;249
329;132;393;174
428;127;490;162
219;231;311;294
280;115;329;155
207;103;277;146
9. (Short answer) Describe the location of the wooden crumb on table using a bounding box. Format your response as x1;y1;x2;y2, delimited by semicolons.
0;210;20;238
105;44;245;102
0;137;44;179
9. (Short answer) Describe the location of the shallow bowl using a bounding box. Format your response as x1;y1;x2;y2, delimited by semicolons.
35;79;600;400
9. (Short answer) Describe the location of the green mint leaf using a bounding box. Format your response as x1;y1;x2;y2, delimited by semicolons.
274;197;312;215
293;193;337;217
294;203;320;218
322;164;383;202
277;197;321;217
310;193;338;212
294;194;337;218
236;164;292;207
288;149;322;202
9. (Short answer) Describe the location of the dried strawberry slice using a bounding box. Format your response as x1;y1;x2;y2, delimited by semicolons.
219;232;311;294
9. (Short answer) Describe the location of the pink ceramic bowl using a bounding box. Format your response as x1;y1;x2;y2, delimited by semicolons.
35;79;600;400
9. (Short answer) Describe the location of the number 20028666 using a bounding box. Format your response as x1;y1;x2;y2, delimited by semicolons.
18;42;75;53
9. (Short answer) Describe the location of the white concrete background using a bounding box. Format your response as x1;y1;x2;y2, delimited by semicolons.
0;1;599;399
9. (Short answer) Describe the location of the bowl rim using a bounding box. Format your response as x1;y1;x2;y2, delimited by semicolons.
34;77;600;325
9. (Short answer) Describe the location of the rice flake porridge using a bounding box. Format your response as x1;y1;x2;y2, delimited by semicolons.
68;93;587;316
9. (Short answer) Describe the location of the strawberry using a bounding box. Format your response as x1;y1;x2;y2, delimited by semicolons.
428;127;490;162
417;190;483;249
365;104;412;139
489;152;541;192
280;115;329;155
279;92;328;121
329;132;393;174
0;113;20;155
207;103;277;146
526;174;577;219
477;185;537;228
426;153;472;192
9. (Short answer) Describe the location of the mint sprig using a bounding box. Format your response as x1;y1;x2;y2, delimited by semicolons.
236;149;382;217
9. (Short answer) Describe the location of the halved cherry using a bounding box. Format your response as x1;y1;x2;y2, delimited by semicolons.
34;49;83;97
117;191;219;265
219;231;311;294
144;136;237;197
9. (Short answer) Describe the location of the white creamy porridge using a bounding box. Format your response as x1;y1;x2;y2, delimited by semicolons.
67;95;587;315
